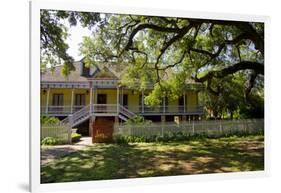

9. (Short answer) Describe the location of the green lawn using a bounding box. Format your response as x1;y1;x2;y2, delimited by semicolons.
41;134;264;183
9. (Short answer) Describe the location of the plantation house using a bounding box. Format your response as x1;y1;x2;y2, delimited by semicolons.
41;60;204;138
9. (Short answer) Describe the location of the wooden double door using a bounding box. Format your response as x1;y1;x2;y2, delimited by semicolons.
96;94;107;112
92;117;114;143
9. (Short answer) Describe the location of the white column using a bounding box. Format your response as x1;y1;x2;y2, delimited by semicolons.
117;86;120;114
202;90;205;107
68;114;73;144
141;90;144;113
163;97;166;113
121;87;124;105
183;92;186;113
45;87;50;114
70;88;75;114
92;86;96;112
89;83;93;113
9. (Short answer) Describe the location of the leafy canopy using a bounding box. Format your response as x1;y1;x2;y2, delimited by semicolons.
40;10;101;76
41;10;264;118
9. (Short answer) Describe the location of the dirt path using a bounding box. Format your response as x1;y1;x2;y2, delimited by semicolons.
41;137;92;165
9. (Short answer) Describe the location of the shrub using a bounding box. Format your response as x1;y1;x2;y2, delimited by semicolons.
41;137;59;146
113;130;263;144
125;116;152;125
41;116;60;124
71;133;81;143
113;135;128;144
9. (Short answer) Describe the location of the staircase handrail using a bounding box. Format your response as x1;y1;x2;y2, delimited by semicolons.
60;104;91;126
118;104;136;118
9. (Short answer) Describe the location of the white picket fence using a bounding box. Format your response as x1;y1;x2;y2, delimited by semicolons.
113;119;264;137
41;124;72;144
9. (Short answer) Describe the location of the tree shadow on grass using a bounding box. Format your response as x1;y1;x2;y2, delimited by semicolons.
165;140;264;175
41;137;264;183
41;144;157;183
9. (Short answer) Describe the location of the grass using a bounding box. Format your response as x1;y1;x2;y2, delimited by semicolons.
41;134;264;183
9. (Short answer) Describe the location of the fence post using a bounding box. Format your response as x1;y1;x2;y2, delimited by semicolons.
219;120;222;134
161;115;165;136
68;115;73;144
192;121;195;135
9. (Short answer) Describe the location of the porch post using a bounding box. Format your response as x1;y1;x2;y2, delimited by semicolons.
182;115;187;122
68;115;73;144
89;116;95;138
161;115;165;136
163;97;166;113
92;83;98;105
45;87;50;114
89;82;94;137
202;89;205;113
70;87;75;114
92;86;97;113
183;92;186;113
115;116;119;126
120;86;123;105
117;86;120;114
141;90;144;113
89;82;93;113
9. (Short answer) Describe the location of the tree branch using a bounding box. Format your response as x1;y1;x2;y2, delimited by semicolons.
160;49;188;70
123;23;184;52
235;22;264;55
190;32;250;60
155;24;195;65
130;48;148;68
188;19;264;54
245;71;258;101
115;21;140;48
195;61;264;82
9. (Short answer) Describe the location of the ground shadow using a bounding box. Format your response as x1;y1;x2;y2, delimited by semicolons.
17;183;29;192
41;135;264;183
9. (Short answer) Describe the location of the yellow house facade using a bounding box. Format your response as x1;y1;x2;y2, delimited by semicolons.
41;60;204;136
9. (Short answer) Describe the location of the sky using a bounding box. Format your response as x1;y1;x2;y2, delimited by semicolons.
64;21;92;61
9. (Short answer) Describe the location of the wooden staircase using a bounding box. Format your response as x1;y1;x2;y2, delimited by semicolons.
61;104;136;128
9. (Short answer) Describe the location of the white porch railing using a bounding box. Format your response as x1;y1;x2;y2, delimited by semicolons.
92;104;118;114
41;105;204;116
42;104;204;128
127;105;204;115
41;105;84;115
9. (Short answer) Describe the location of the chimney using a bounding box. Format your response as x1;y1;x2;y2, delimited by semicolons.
80;61;90;77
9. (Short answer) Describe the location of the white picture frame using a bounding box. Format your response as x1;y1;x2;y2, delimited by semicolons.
30;0;270;192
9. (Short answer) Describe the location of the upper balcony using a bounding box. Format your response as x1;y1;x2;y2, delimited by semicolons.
41;104;204;117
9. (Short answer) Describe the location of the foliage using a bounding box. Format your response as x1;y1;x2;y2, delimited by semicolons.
40;10;101;76
78;13;264;116
41;10;264;118
40;116;60;124
202;72;264;119
71;133;81;143
125;115;152;125
41;137;60;146
113;130;263;144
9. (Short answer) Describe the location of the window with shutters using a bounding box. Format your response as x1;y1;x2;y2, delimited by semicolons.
123;94;128;107
52;94;64;106
75;94;86;106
